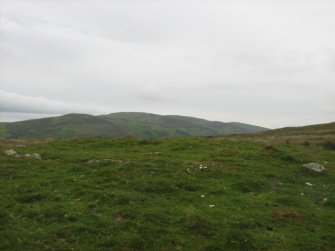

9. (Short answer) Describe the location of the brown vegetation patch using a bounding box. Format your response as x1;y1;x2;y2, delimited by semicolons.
272;209;307;221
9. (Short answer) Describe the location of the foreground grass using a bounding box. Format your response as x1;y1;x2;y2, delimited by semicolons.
0;135;334;250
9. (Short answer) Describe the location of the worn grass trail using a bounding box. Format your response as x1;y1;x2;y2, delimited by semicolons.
0;136;334;250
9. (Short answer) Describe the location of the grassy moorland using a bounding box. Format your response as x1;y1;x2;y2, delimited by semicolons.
0;125;334;250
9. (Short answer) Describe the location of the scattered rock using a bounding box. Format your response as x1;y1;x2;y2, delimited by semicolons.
303;163;326;173
4;149;41;160
274;180;283;192
104;159;123;163
201;194;206;198
209;204;215;208
318;197;329;205
88;159;100;164
145;152;162;155
87;159;123;164
115;216;123;222
305;182;313;186
4;149;17;156
24;153;42;160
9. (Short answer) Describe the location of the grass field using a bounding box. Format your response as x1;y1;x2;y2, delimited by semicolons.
0;129;334;250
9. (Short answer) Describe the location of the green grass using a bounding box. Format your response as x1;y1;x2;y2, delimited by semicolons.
0;134;334;250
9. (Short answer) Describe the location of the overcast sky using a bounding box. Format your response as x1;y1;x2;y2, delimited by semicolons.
0;0;334;128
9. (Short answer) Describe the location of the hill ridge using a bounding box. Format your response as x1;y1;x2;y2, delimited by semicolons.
0;112;268;139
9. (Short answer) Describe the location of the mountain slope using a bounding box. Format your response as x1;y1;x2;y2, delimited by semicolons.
100;112;266;138
0;112;268;139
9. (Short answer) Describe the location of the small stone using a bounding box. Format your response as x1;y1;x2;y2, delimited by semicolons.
305;182;313;186
322;197;328;203
115;216;123;222
24;153;42;160
275;181;283;186
32;153;41;160
209;204;215;208
274;181;283;192
88;159;100;164
303;163;326;173
103;159;123;163
201;194;206;198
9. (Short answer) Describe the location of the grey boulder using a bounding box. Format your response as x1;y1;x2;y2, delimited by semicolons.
303;163;325;173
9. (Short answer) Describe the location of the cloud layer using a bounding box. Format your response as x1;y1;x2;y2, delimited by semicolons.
0;90;108;115
0;0;334;128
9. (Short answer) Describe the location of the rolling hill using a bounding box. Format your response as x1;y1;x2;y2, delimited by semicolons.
219;121;335;147
0;112;268;139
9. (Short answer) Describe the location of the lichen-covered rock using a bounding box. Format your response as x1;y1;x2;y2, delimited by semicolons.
303;163;325;173
4;149;17;156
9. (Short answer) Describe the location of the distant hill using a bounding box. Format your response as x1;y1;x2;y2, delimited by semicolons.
218;121;335;147
0;112;267;139
262;122;335;136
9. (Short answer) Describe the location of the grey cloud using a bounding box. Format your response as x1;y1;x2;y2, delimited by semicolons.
0;90;109;115
0;112;57;122
0;1;334;128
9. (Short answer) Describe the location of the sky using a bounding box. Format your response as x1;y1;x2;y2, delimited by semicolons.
0;0;334;128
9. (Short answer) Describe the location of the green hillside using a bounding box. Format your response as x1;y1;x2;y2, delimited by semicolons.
221;121;335;148
0;124;334;250
0;112;268;139
264;122;335;136
0;114;127;139
100;112;266;138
